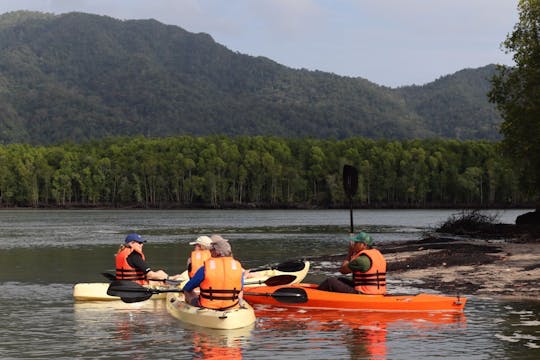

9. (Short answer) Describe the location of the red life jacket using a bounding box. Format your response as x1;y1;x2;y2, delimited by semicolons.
352;249;387;294
115;247;147;285
188;249;212;278
199;257;243;310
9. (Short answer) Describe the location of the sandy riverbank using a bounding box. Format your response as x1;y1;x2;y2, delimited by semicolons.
382;237;540;300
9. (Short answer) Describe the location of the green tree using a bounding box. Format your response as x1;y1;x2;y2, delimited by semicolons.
489;0;540;205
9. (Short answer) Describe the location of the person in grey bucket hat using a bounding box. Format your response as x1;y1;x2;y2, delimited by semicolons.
182;234;246;309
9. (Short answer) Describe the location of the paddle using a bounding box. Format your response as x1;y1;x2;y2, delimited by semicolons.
107;280;181;302
244;287;308;304
245;274;296;286
101;272;184;285
249;259;306;273
343;165;358;233
107;275;297;303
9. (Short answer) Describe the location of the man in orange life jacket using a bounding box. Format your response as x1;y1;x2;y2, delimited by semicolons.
186;235;212;278
115;233;172;285
183;235;245;310
317;232;387;294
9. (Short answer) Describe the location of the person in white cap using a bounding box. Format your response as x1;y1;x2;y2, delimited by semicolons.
187;235;213;278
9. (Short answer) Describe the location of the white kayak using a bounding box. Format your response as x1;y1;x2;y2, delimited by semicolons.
73;270;189;301
166;292;256;330
73;260;309;301
73;282;170;301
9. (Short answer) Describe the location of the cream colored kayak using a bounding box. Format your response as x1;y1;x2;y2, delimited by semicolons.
73;270;188;301
166;292;256;330
73;282;170;301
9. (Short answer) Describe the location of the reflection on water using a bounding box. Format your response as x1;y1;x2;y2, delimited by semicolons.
253;305;467;360
0;209;538;359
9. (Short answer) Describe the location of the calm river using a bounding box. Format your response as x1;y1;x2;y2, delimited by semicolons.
0;209;538;359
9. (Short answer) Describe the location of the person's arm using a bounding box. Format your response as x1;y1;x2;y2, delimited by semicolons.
146;269;169;281
347;254;372;273
340;241;355;274
127;252;168;280
183;266;205;292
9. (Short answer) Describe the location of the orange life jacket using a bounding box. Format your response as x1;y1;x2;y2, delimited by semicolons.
115;247;148;285
352;248;387;294
188;249;212;278
199;257;243;310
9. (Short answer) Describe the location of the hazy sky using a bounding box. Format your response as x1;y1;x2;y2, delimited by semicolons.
0;0;518;87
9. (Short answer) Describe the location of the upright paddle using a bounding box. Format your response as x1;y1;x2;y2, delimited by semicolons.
107;274;298;303
343;165;358;233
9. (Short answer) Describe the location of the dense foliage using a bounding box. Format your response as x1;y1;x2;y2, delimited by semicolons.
0;11;502;145
489;0;540;203
0;136;532;208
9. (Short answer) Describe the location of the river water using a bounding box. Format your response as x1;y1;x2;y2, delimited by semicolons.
0;209;538;359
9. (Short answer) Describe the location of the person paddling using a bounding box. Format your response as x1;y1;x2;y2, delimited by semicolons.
317;232;387;294
115;233;180;285
183;235;246;309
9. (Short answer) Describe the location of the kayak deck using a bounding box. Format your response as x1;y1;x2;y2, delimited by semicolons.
166;293;256;330
73;282;169;301
243;283;466;312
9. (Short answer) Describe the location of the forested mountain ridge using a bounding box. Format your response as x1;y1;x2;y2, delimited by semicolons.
0;11;502;145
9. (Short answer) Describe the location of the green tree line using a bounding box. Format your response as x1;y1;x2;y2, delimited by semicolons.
0;136;532;208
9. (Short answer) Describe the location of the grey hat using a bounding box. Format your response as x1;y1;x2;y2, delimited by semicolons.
210;235;232;256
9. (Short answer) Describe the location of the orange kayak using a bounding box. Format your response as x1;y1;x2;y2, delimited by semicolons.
243;283;466;312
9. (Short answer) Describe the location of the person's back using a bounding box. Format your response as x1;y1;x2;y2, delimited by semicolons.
183;235;245;309
115;243;147;284
199;255;243;309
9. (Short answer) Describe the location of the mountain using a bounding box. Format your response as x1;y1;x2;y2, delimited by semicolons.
0;11;503;145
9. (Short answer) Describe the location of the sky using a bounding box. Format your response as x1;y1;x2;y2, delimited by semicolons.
0;0;519;88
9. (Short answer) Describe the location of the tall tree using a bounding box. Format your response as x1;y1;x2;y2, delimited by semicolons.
489;0;540;206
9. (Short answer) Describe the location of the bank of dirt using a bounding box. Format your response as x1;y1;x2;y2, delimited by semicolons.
311;225;540;300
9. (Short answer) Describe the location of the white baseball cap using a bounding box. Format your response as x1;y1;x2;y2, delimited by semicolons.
189;235;212;247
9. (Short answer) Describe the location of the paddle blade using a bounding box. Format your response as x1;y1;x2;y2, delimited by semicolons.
107;280;153;302
272;287;308;303
121;295;154;303
244;287;308;304
245;274;297;286
343;165;358;198
101;272;117;281
275;260;306;272
250;259;306;273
